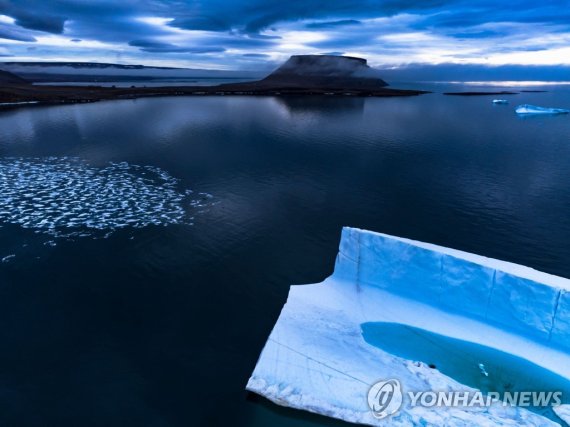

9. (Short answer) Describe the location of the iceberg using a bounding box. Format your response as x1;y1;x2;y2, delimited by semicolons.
493;99;509;104
248;227;570;426
516;104;570;115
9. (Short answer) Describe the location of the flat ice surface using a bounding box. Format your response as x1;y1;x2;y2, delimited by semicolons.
493;99;509;104
247;227;570;426
516;104;570;115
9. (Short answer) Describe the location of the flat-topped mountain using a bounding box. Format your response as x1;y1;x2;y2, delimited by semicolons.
0;69;28;86
257;55;388;89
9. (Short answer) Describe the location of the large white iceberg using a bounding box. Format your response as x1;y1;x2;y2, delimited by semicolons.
247;227;570;426
516;104;570;115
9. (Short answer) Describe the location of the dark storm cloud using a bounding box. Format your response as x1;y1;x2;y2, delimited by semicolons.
14;12;65;33
129;40;173;49
412;2;570;31
0;25;36;42
305;19;362;29
162;0;447;33
449;30;499;39
242;53;270;57
0;0;568;40
130;39;225;53
0;0;176;44
0;1;65;33
246;33;281;40
169;16;231;32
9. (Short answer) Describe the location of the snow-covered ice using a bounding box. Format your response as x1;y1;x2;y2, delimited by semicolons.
516;104;570;115
247;227;570;426
493;99;509;104
554;406;570;424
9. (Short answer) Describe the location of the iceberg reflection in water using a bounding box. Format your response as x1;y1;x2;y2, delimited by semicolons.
0;157;212;238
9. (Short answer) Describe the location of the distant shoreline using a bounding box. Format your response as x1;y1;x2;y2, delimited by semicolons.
0;83;429;110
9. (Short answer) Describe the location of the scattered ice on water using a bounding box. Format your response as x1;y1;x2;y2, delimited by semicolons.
0;157;212;238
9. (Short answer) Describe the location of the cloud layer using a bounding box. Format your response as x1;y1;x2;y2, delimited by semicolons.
1;0;570;73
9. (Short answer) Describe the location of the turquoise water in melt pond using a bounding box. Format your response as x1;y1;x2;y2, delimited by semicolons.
362;322;570;423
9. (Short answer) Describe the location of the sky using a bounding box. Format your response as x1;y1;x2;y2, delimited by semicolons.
1;0;570;74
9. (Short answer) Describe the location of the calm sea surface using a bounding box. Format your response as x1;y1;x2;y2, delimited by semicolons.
1;84;570;426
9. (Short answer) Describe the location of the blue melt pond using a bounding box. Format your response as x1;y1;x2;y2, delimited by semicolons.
361;322;570;423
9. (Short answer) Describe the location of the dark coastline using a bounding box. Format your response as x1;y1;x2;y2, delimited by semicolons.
0;55;430;109
0;82;428;110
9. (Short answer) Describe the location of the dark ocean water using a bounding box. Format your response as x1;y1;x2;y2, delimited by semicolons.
1;85;570;426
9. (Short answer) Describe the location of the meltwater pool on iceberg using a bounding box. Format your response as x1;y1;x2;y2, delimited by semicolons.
247;227;570;426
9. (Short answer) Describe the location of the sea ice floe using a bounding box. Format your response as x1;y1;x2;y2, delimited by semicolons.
0;157;212;238
493;99;509;104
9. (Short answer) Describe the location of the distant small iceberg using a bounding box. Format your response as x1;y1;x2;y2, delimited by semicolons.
515;104;570;115
492;99;509;105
